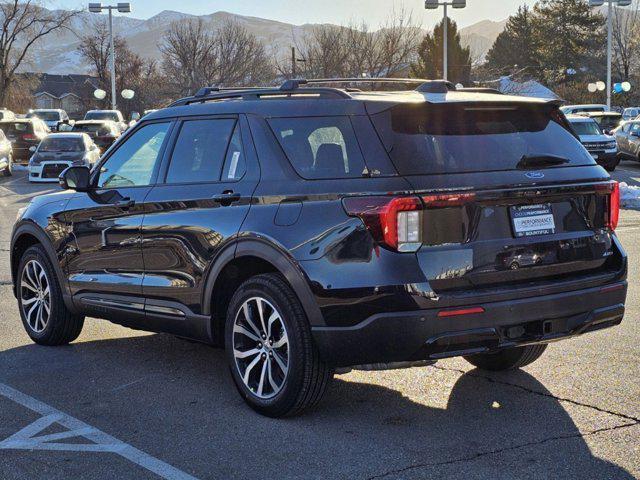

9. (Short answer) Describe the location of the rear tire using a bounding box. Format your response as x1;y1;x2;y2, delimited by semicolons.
464;344;547;371
17;245;84;346
225;273;333;417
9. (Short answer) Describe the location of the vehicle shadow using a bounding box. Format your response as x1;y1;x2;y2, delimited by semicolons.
0;332;634;480
0;169;57;205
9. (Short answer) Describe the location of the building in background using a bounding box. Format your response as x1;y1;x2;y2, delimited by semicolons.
30;74;99;118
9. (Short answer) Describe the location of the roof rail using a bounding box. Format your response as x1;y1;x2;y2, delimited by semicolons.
170;82;351;107
457;87;503;95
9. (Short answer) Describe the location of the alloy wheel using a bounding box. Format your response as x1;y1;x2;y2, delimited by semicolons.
232;296;289;399
20;260;51;333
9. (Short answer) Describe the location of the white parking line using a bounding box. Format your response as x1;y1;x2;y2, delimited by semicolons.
0;382;200;480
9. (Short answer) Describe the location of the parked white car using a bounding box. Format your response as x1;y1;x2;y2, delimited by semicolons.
28;133;100;183
560;104;610;115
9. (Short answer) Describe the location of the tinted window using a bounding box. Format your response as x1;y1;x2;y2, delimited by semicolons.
268;116;366;179
73;123;112;135
39;137;85;152
222;125;246;181
28;111;60;122
0;122;33;134
97;122;169;188
166;119;236;184
371;104;596;175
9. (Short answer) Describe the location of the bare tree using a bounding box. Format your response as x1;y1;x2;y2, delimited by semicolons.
78;19;167;115
0;1;78;106
612;2;640;80
160;18;273;97
292;10;420;82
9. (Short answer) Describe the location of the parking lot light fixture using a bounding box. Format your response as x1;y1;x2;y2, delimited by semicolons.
424;1;467;82
88;2;132;110
588;0;632;109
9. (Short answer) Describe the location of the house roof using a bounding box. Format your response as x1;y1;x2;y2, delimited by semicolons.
32;73;98;99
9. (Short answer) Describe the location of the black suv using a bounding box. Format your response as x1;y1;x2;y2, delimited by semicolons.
10;79;627;417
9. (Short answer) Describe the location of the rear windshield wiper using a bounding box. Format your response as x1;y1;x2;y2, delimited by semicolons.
516;154;570;169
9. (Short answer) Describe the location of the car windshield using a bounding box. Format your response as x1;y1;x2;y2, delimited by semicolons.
570;121;603;136
85;111;119;122
39;137;84;152
27;111;59;122
370;103;595;175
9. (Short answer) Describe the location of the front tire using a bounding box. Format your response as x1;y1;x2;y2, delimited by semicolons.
17;245;84;346
464;344;547;371
225;273;333;417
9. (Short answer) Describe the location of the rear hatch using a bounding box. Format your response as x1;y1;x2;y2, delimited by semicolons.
365;101;620;293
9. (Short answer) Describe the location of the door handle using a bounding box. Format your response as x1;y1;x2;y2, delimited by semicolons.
115;198;135;209
213;191;241;206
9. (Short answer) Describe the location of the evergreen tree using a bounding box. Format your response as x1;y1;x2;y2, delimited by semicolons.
485;5;539;75
411;17;471;85
533;0;605;82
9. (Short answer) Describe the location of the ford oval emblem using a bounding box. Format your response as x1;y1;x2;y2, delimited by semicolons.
525;171;545;179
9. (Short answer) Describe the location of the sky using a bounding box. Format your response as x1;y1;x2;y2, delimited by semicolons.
54;0;536;28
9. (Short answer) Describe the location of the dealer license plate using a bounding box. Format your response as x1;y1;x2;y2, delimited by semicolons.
510;204;556;238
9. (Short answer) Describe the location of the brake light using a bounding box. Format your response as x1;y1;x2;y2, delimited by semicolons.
608;181;620;231
343;196;423;252
22;134;37;141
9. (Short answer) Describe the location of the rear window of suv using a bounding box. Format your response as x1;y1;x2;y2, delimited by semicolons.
268;116;367;179
370;103;596;175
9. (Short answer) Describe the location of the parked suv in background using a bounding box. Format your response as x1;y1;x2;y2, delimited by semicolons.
566;115;619;171
0;118;49;163
11;79;627;417
72;119;121;150
27;109;71;132
84;109;127;133
614;120;640;161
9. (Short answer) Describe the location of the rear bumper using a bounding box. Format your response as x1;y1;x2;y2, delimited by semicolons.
312;281;627;367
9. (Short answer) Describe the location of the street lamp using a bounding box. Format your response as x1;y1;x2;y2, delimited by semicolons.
425;0;466;81
588;0;632;109
88;2;132;111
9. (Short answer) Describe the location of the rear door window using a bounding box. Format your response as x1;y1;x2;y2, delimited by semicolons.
268;116;366;179
371;103;596;175
165;118;236;184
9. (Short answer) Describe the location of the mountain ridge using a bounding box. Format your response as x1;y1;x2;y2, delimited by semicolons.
26;9;506;74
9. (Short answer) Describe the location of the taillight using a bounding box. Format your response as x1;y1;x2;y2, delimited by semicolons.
343;196;423;252
344;193;476;252
608;181;620;231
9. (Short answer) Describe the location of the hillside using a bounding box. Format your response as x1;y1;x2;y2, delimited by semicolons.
25;9;507;74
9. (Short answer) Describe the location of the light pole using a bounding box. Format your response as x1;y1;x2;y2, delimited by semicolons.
588;0;631;110
425;0;466;81
88;2;131;111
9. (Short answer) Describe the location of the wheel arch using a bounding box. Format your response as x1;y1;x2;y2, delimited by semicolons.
10;223;75;311
202;238;324;345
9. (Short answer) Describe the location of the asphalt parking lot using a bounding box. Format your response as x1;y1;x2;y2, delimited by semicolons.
0;167;639;480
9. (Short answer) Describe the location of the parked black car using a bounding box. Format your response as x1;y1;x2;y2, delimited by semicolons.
10;80;627;417
0;118;49;163
71;120;121;150
0;128;14;176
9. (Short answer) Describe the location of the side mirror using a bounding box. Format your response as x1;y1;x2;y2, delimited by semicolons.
29;146;37;153
59;166;91;191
